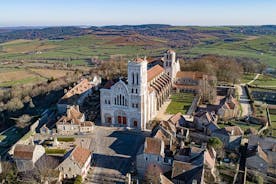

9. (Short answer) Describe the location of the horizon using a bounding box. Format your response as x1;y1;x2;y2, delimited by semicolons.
1;0;276;27
1;24;276;29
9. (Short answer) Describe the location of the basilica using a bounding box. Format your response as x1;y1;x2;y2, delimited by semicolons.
100;50;180;130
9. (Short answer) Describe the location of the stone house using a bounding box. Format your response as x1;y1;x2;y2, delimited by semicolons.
57;146;92;180
56;105;93;135
171;160;204;184
136;137;172;177
212;126;243;151
217;95;240;120
13;144;45;172
194;111;219;135
247;136;276;178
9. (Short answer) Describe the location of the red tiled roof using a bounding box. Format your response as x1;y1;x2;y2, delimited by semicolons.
72;146;91;168
144;137;162;155
147;65;164;82
14;144;35;160
62;79;92;99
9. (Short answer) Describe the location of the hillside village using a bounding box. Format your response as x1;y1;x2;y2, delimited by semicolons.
0;49;275;184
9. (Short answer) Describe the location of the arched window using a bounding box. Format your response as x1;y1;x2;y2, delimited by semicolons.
136;89;138;94
119;94;122;105
132;73;135;84
122;96;125;106
114;98;116;105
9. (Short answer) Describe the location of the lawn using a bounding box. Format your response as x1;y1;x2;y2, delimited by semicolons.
166;93;195;114
251;74;276;87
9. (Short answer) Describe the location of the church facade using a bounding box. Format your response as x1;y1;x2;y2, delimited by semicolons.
100;50;180;130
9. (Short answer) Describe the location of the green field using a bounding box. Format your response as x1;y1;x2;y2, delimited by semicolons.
251;74;276;86
241;73;256;84
166;93;195;114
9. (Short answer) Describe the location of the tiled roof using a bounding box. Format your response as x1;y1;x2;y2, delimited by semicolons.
71;146;91;168
169;112;182;126
144;137;162;155
61;79;92;100
80;121;94;127
56;106;84;126
154;129;170;145
147;65;164;82
172;161;194;178
14;144;35;160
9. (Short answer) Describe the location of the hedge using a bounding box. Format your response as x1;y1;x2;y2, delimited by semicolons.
57;137;75;142
45;148;67;155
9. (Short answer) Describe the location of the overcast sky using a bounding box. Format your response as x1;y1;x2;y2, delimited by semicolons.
1;0;276;27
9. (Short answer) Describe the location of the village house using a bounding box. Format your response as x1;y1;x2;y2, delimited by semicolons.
212;126;243;151
136;137;172;177
57;76;101;114
194;111;219;135
217;95;240;120
171;160;204;184
57;146;92;180
13;144;45;172
56;105;94;135
246;135;276;178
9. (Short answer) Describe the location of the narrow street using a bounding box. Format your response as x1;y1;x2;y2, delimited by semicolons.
236;85;252;117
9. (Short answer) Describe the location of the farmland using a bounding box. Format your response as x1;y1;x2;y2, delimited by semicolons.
0;68;74;88
0;25;276;89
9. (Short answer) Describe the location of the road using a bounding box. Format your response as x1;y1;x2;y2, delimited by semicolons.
236;73;260;117
236;85;252;117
